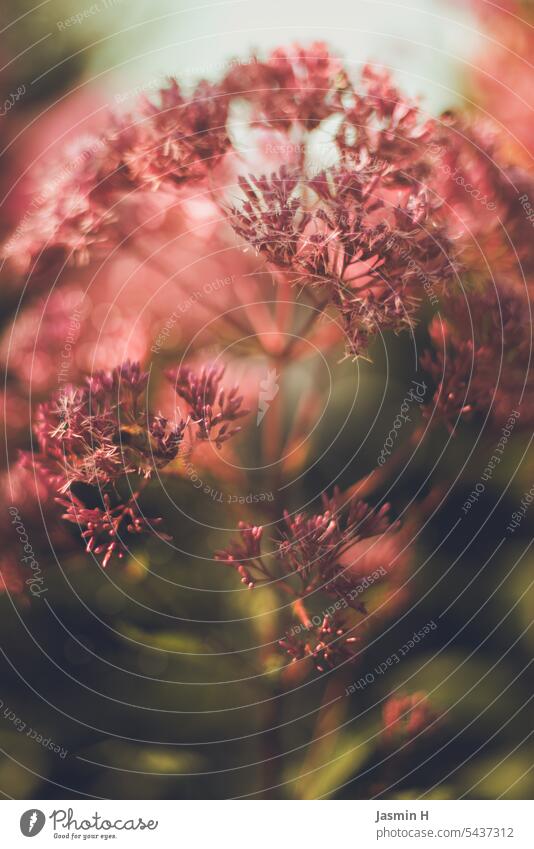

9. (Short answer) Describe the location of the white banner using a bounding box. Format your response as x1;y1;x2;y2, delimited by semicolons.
1;800;532;848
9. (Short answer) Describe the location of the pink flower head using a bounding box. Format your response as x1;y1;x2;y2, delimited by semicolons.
167;363;249;448
277;490;392;590
0;557;25;596
382;692;438;743
279;614;360;673
222;42;349;130
421;281;533;430
230;158;456;357
336;64;437;175
34;360;185;492
214;522;264;588
2;78;231;279
119;78;230;190
57;491;170;568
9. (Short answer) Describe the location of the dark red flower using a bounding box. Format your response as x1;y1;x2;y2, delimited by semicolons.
230;160;456;357
0;558;25;596
121;78;230;189
277;490;392;590
429;114;534;285
382;692;438;743
214;522;265;588
279;614;360;672
222;42;349;130
34;360;185;492
57;492;170;568
2;78;231;278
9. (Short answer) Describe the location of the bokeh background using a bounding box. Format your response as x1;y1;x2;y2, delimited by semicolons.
0;0;533;800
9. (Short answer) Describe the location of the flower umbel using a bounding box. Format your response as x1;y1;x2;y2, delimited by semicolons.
279;614;360;673
215;489;395;674
31;359;246;566
34;361;185;491
57;492;170;568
